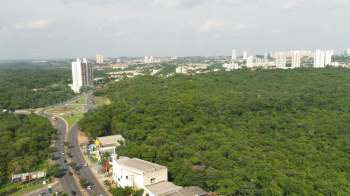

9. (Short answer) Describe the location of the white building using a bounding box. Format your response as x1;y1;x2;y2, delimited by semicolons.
247;56;253;68
275;52;286;68
314;49;325;68
149;56;154;64
117;59;121;63
347;48;350;55
112;157;207;196
291;51;301;68
144;56;149;64
243;51;248;60
176;67;187;74
232;50;236;60
264;52;267;59
70;58;94;93
325;50;332;65
96;54;103;64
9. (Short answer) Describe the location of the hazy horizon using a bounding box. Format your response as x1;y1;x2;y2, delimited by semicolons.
1;0;349;60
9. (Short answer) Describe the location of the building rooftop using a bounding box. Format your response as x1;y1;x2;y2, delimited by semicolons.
120;158;164;173
161;187;208;196
146;182;182;196
116;157;130;164
97;135;125;147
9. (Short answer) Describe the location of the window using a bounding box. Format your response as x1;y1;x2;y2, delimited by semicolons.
118;178;120;181
150;178;155;183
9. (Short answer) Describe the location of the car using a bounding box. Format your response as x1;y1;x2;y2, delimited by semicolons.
84;163;88;167
69;172;73;176
62;152;65;155
87;186;91;190
64;160;67;163
71;191;76;195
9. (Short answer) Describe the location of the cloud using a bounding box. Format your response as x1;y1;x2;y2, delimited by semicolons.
270;28;282;35
112;15;128;23
97;27;103;32
282;0;303;10
151;0;204;8
15;18;54;29
0;25;8;35
105;32;127;38
321;25;346;35
198;20;257;32
45;33;56;37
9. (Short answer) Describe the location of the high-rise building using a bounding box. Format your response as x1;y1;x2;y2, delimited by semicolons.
275;52;286;68
270;51;274;58
291;51;301;68
247;56;253;68
144;56;149;64
243;51;248;60
330;49;335;55
96;54;103;64
232;50;236;60
314;49;325;68
149;56;154;64
264;52;267;59
117;59;121;63
70;58;94;93
324;50;332;65
347;48;350;55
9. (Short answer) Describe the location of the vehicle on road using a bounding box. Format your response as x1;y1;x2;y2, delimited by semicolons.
38;192;45;196
52;116;57;120
69;172;73;176
84;163;88;167
87;186;91;190
62;152;65;155
71;191;76;195
64;160;67;163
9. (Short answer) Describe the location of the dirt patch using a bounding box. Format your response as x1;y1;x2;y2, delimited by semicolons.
78;130;89;144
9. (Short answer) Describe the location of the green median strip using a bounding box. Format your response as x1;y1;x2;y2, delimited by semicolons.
9;184;46;196
46;106;84;114
68;95;88;105
59;112;85;128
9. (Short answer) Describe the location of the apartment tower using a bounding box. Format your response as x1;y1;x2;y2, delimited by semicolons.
96;54;103;64
70;58;94;93
291;51;301;68
275;52;286;68
232;50;237;60
314;49;325;68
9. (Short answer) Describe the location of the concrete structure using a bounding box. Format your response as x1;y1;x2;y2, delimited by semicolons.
70;58;94;93
175;66;187;74
96;54;103;64
145;56;149;64
347;48;350;55
247;56;253;68
112;157;207;196
150;56;154;64
232;50;236;60
243;51;248;60
314;49;325;68
291;51;301;68
264;52;267;59
325;50;332;65
275;52;286;68
117;59;121;63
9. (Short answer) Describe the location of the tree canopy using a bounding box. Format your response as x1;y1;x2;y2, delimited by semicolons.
79;67;350;195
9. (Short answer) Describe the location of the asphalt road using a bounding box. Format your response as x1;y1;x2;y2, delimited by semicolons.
38;91;108;196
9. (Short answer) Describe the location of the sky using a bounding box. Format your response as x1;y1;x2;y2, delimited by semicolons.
0;0;349;60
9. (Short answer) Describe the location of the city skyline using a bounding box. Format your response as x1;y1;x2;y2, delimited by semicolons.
0;0;349;60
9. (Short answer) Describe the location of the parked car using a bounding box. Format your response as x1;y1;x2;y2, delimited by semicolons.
69;172;73;176
62;152;65;155
87;186;91;190
84;163;88;167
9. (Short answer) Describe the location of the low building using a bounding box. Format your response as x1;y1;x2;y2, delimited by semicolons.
112;157;207;196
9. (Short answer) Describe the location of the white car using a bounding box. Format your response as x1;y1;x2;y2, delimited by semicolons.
87;186;91;190
62;152;65;155
84;163;88;167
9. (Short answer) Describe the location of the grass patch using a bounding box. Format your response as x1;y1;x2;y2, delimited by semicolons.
9;184;46;196
92;96;110;107
59;112;85;128
46;106;83;114
68;95;88;105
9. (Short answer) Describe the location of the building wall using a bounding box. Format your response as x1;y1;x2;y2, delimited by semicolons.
143;167;168;187
291;51;301;68
275;52;286;68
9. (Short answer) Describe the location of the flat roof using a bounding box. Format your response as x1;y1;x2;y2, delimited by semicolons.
97;135;124;145
120;158;164;172
116;157;130;164
146;182;182;196
161;187;207;196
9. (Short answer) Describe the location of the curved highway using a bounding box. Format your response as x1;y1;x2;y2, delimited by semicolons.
38;91;109;196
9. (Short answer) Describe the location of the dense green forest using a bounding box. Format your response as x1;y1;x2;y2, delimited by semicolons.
79;67;350;195
0;112;57;187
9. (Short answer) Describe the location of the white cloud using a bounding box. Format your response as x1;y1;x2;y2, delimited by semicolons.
321;25;345;35
282;0;303;10
105;32;127;38
270;28;282;35
151;0;180;7
97;27;103;32
0;25;8;35
112;15;128;23
198;20;257;32
14;18;54;29
45;33;56;37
